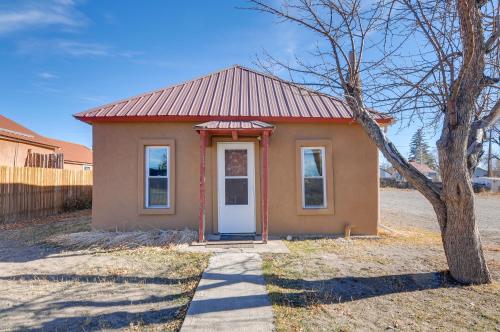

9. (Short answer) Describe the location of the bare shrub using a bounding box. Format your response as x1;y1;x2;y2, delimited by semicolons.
46;228;197;250
62;196;92;212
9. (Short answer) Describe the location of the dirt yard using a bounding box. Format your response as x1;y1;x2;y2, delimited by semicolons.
380;188;500;245
263;189;500;331
0;211;209;331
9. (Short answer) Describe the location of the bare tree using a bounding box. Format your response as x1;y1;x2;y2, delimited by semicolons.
250;0;499;284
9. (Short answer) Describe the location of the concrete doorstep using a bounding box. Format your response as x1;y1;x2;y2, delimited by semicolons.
181;253;274;332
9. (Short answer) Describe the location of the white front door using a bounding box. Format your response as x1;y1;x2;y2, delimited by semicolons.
217;142;256;233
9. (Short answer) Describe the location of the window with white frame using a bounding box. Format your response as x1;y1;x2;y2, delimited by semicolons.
301;147;326;208
145;146;169;208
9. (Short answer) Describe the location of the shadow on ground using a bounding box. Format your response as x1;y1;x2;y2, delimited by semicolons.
0;273;198;286
14;306;183;332
265;271;459;306
0;272;196;331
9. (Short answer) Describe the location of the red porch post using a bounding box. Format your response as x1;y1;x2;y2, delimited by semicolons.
262;130;270;243
198;130;208;242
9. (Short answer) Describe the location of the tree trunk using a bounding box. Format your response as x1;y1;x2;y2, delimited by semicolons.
433;0;492;284
437;128;491;284
437;88;492;284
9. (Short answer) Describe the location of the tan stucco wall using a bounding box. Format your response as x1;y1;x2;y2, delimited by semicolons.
0;139;55;167
92;121;379;235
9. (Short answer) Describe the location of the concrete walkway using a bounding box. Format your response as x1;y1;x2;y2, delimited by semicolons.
177;239;289;254
181;253;274;332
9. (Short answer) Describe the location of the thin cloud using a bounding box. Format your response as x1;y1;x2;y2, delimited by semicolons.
56;40;111;57
0;0;85;35
18;39;112;57
37;71;58;79
17;39;146;62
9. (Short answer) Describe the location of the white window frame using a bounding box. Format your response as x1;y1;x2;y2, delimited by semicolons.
301;146;327;209
145;146;170;208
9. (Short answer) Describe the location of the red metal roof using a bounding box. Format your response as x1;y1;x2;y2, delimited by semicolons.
75;65;391;124
194;120;274;130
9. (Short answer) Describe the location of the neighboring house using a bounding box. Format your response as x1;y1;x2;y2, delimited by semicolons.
394;161;439;182
0;115;93;170
474;166;488;178
75;65;392;241
380;167;393;179
472;177;500;192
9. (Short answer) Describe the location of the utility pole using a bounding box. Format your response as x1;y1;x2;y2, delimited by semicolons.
487;127;493;177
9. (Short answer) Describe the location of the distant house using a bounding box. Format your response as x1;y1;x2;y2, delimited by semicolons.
0;115;92;170
393;161;439;182
380;167;393;179
474;166;488;178
472;177;500;192
410;161;439;181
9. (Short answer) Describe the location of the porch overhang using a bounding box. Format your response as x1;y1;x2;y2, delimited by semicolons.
195;120;273;244
194;120;275;139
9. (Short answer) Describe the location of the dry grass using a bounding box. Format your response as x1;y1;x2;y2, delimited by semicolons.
46;228;197;250
2;216;91;245
0;209;91;231
0;213;210;331
263;224;500;331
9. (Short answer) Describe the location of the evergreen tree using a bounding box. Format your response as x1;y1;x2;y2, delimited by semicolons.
409;128;437;170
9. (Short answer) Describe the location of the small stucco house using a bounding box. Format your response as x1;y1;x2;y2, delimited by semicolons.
0;115;93;170
75;65;391;242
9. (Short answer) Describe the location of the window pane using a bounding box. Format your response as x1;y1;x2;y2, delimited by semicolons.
225;178;248;205
148;177;168;206
304;178;324;207
225;149;247;176
148;148;168;177
303;149;323;177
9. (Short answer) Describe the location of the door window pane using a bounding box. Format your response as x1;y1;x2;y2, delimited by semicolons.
303;149;323;176
148;148;168;176
225;149;247;176
225;178;248;205
304;178;324;207
148;177;168;206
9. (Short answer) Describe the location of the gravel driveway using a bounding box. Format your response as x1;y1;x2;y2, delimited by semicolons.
380;188;500;245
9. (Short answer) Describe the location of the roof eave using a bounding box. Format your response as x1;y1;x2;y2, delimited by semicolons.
0;134;60;150
74;115;393;125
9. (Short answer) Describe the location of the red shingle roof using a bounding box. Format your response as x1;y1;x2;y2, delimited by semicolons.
410;161;435;174
75;65;392;124
0;115;59;148
0;115;92;165
45;138;93;165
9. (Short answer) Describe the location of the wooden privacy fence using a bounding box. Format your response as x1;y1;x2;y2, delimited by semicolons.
0;166;92;223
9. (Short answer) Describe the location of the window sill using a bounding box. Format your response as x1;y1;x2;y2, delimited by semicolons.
139;207;175;215
297;207;334;216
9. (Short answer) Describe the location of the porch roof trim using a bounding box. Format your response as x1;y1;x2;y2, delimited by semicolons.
194;120;275;131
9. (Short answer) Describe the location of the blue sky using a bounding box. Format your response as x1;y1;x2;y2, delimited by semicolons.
0;0;429;159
